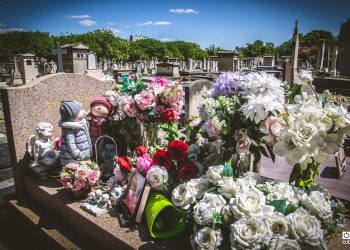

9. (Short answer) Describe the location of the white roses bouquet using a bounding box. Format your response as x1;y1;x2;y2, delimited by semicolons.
171;169;346;250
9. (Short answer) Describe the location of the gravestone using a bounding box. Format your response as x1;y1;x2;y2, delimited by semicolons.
1;74;114;194
51;42;67;73
337;18;350;77
88;52;97;70
182;79;213;118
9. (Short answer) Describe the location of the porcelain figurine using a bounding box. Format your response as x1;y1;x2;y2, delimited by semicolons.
27;122;60;179
59;101;92;166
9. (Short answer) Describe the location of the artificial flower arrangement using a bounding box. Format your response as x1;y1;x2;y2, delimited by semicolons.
112;74;185;146
192;72;286;175
171;168;347;250
60;160;101;198
270;70;350;188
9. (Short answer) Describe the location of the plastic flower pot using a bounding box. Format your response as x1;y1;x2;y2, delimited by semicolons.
145;191;186;239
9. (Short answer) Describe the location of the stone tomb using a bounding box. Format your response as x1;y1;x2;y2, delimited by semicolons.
182;79;213;118
0;73;190;249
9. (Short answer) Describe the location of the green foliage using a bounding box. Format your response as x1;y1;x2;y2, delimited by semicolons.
206;44;225;56
236;40;276;57
0;30;208;62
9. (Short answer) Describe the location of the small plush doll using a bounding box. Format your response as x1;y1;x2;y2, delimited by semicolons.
59;101;92;166
86;96;113;156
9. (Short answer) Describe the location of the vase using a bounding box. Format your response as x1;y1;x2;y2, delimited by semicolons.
73;186;93;200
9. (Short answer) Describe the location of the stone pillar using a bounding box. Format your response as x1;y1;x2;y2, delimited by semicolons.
331;46;338;74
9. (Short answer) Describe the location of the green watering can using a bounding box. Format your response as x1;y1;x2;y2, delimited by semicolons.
145;192;186;239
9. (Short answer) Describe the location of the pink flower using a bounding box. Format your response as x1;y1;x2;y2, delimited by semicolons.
136;112;148;124
75;166;90;180
66;163;79;171
151;76;168;87
261;116;286;145
62;181;74;190
134;91;156;110
114;166;127;183
136;154;153;175
123;100;138;117
130;74;135;79
60;172;72;183
87;171;100;186
202;119;222;138
154;105;166;115
73;179;87;191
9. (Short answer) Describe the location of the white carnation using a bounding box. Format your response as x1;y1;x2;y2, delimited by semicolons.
193;193;226;225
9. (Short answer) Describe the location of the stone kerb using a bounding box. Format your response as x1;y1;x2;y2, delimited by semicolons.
0;73;114;194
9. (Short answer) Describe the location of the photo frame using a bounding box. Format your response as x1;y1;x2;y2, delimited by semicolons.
122;169;150;223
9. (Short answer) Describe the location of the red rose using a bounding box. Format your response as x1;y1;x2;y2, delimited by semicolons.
160;109;175;123
178;162;199;181
167;140;188;162
153;149;173;170
117;156;131;173
136;146;148;156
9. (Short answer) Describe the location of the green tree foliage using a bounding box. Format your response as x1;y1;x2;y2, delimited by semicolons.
0;31;55;61
236;40;276;57
206;44;225;56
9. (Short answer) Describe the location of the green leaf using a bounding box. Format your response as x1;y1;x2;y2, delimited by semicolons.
266;144;275;162
334;206;349;214
268;199;287;214
213;212;222;225
206;187;218;194
289;164;300;184
259;145;269;158
284;204;298;215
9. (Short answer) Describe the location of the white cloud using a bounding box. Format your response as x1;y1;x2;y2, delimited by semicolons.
79;19;97;27
169;8;199;14
122;24;131;28
0;28;25;33
137;21;171;26
106;22;116;25
160;38;173;42
108;28;121;33
66;14;91;19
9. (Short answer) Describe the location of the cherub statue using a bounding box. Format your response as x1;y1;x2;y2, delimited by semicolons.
27;122;59;178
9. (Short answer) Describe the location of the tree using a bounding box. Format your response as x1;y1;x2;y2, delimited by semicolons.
206;44;225;56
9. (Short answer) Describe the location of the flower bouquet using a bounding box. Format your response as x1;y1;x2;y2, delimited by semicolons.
112;74;184;147
273;71;350;188
195;72;286;176
171;168;347;250
60;160;101;198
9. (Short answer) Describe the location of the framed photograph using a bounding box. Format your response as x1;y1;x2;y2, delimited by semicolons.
124;169;148;219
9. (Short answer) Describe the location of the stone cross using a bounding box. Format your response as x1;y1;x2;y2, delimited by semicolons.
51;42;67;73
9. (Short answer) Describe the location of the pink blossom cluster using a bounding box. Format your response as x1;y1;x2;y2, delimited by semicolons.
116;76;184;124
60;162;101;194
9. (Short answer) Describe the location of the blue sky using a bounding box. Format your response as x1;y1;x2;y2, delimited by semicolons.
0;0;349;49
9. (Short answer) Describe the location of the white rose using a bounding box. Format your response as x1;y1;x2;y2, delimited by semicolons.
269;236;301;250
193;193;226;225
229;185;274;219
187;177;210;199
217;177;238;199
266;181;299;206
171;183;195;210
301;191;332;220
230;216;271;250
206;165;224;184
265;212;290;237
288;207;323;247
146;166;168;191
192;227;223;250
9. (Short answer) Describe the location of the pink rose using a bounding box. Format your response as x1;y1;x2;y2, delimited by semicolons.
202;119;222;138
60;172;72;183
136;154;153;175
66;163;79;170
154;105;166;115
63;181;74;190
134;91;155;110
261;117;286;145
136;112;148;124
123;100;138;117
87;171;100;186
73;179;87;191
114;166;127;184
75;166;90;180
